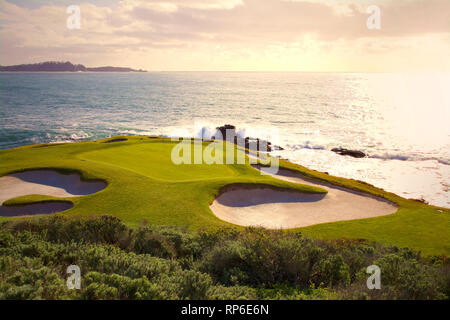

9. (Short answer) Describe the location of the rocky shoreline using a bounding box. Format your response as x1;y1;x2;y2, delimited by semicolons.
212;124;284;152
212;125;369;159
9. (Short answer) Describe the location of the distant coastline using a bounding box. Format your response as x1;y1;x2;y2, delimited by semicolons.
0;61;147;73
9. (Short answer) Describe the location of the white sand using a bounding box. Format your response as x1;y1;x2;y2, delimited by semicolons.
0;170;106;205
210;165;397;229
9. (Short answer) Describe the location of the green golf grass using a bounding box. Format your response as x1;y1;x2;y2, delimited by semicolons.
0;136;448;256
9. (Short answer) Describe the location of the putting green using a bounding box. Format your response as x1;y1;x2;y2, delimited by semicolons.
0;136;448;256
78;141;239;181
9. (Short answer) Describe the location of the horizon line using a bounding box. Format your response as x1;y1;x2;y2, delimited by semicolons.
1;70;448;74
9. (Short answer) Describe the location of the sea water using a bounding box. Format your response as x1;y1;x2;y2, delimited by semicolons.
0;72;448;207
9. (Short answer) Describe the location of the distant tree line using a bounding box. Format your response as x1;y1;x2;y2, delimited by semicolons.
0;61;146;72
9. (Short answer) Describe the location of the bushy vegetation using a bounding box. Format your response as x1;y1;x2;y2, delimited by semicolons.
0;216;448;300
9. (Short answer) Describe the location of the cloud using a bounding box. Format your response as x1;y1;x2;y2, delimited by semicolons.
121;0;244;11
0;0;449;71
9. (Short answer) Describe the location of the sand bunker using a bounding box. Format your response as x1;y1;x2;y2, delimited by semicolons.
0;201;73;217
0;170;106;216
210;165;397;229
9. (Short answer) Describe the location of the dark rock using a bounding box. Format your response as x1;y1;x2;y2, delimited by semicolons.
331;147;366;158
212;124;237;141
212;124;284;152
245;137;272;152
272;145;284;151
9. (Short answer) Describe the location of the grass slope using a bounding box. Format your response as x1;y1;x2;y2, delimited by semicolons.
0;137;448;256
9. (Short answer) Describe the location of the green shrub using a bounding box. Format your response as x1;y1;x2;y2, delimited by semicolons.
315;254;351;287
0;215;447;300
133;228;176;258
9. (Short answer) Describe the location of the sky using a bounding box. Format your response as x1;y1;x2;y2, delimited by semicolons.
0;0;449;71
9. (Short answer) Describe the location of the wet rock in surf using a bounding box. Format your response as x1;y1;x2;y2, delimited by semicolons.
212;124;284;152
331;147;366;158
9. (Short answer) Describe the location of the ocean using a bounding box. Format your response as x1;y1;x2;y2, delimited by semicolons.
0;72;448;208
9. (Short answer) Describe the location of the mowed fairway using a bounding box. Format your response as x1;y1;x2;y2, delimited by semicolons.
0;136;448;255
